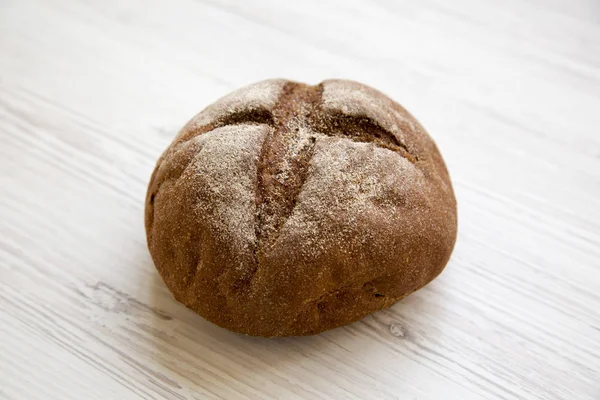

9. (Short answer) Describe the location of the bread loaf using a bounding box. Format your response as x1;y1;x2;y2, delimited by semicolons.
145;79;457;336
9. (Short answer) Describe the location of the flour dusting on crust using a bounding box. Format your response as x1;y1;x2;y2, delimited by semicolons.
321;79;417;147
190;79;286;128
187;124;269;261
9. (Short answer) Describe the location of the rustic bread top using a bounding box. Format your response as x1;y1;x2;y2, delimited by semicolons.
145;79;457;336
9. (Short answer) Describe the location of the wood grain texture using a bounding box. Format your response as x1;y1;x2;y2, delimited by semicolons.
1;0;599;399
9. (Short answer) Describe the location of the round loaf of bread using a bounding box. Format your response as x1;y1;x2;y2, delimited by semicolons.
145;79;457;337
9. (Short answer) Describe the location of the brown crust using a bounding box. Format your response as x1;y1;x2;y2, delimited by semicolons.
145;79;457;337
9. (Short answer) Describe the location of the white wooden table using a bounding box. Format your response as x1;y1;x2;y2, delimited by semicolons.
1;0;599;399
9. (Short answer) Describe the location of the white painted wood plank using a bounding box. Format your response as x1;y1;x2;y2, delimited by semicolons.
1;0;599;399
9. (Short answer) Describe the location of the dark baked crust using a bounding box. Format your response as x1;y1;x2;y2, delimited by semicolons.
145;79;457;337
